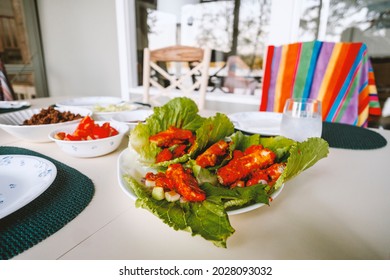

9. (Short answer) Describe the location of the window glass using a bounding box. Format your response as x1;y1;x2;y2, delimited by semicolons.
0;0;42;99
0;0;26;65
298;0;390;108
298;0;390;46
327;0;390;109
135;0;271;95
327;0;382;42
148;9;177;48
298;0;321;41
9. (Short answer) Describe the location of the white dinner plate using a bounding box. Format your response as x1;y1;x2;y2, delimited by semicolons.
56;96;123;108
117;148;283;216
0;155;57;219
111;109;153;129
0;101;30;109
228;112;282;136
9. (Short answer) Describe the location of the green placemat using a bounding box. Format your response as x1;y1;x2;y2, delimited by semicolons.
0;105;31;114
322;122;387;150
0;147;95;260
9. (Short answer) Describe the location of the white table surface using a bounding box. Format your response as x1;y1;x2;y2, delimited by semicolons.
1;97;390;260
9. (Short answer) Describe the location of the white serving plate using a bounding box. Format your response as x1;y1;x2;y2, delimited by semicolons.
0;101;30;109
56;96;123;108
117;148;284;216
0;155;57;219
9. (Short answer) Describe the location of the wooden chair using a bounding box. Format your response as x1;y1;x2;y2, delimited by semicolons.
142;45;211;110
223;55;259;95
260;41;382;127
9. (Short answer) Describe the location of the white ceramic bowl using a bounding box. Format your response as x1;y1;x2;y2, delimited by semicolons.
92;103;140;121
48;121;129;158
56;96;123;108
111;110;153;129
0;106;92;142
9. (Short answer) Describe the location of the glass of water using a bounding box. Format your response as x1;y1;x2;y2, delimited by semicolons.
280;98;322;142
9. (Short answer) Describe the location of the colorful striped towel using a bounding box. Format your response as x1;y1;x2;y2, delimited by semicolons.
260;41;382;127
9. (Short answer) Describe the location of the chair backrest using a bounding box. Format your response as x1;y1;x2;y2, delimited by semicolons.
142;45;211;110
223;55;259;94
0;58;15;101
260;41;382;127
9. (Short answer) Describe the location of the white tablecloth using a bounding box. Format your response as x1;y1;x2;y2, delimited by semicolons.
1;97;389;260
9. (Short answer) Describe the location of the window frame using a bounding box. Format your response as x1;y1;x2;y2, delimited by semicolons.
4;0;49;98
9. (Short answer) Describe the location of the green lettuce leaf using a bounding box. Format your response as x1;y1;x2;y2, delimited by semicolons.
123;175;235;248
125;98;330;248
129;97;205;164
228;130;261;151
189;159;219;186
129;98;234;167
123;136;329;247
273;137;329;190
202;182;271;211
260;136;296;162
192;113;235;155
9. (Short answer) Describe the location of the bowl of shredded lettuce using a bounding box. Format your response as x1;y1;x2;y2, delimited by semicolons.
92;103;140;121
111;109;153;129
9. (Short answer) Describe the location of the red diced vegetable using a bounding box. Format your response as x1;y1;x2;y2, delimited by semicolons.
55;116;119;141
156;148;173;163
54;132;66;140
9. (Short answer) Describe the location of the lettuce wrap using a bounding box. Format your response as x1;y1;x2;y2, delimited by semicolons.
129;97;234;167
123;98;329;248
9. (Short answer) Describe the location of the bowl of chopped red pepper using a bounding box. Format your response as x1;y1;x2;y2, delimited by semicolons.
49;115;129;157
0;106;92;142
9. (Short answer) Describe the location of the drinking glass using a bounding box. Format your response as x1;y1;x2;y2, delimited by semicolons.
280;98;322;142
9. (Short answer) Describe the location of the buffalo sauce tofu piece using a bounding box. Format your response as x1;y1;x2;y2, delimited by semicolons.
145;164;206;202
149;126;195;147
155;144;189;163
265;163;286;185
246;163;286;187
195;140;230;168
150;126;195;163
217;145;276;186
166;163;206;202
145;172;172;190
155;148;174;163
